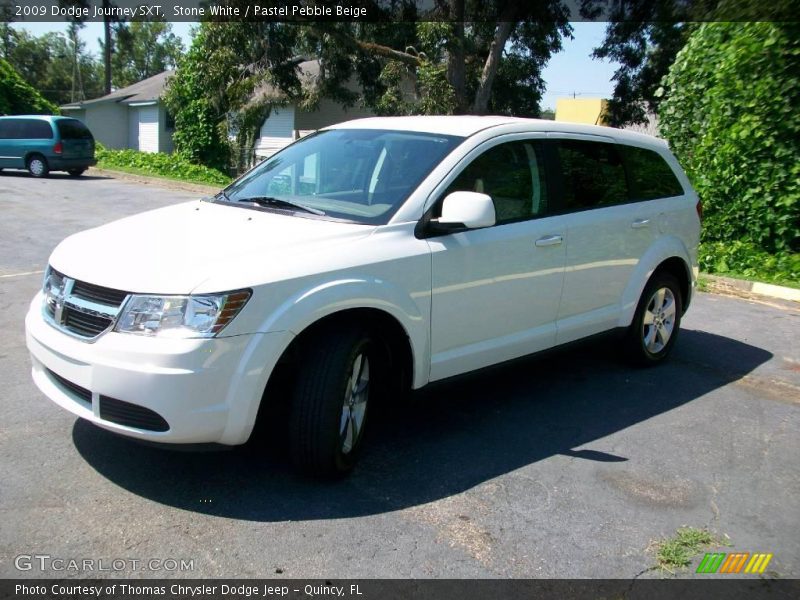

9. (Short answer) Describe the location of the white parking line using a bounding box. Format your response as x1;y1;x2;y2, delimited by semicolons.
0;269;44;279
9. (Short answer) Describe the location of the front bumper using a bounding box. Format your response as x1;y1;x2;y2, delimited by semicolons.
25;294;293;445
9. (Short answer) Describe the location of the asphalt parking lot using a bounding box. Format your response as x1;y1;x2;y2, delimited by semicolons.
1;171;798;579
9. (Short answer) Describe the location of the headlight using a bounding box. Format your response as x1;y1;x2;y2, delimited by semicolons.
42;267;65;313
114;290;251;338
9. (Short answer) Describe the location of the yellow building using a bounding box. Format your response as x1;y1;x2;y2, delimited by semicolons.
555;98;610;126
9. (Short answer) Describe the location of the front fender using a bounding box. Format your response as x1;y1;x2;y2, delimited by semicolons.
257;277;430;389
618;236;695;328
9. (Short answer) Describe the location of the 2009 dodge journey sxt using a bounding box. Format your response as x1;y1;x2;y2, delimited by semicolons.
26;116;701;476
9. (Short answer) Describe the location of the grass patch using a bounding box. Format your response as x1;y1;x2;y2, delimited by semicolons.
651;527;727;574
95;144;232;188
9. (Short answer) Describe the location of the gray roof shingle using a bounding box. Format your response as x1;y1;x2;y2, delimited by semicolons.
61;70;174;109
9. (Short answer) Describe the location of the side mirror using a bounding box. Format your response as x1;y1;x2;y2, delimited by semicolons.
431;191;496;233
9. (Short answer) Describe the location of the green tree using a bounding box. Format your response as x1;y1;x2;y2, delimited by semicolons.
107;21;184;88
163;22;301;171
594;0;798;127
659;22;800;254
0;58;60;114
0;25;103;105
165;2;572;170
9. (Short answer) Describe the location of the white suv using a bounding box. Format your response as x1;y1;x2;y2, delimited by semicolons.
26;116;700;476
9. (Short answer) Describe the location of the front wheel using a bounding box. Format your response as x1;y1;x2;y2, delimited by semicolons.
624;273;683;366
289;326;376;477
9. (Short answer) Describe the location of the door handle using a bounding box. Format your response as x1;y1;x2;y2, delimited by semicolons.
535;234;563;247
631;218;650;229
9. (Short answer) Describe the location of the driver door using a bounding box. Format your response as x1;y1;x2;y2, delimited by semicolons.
427;138;566;381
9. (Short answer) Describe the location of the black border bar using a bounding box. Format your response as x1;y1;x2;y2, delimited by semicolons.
3;579;800;600
5;0;800;23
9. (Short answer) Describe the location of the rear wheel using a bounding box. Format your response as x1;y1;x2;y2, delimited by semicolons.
289;326;376;477
67;168;86;177
624;272;683;366
27;155;49;178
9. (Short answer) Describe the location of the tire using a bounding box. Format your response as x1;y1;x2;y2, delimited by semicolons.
27;155;49;178
289;326;376;477
68;168;86;177
624;272;683;366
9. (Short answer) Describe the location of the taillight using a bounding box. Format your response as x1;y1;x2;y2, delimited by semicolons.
696;199;703;222
53;142;63;154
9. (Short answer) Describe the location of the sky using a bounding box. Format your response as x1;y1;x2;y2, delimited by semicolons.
10;21;619;111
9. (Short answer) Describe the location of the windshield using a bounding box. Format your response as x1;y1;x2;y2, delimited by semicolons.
222;129;464;224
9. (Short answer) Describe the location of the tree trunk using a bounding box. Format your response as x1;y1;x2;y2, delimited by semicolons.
472;16;517;114
446;0;467;113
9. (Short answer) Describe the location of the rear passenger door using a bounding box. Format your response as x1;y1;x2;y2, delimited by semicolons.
550;136;657;344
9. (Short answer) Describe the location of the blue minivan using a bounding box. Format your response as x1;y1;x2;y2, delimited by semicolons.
0;115;96;178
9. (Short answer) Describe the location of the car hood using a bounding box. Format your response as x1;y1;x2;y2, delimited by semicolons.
49;200;375;294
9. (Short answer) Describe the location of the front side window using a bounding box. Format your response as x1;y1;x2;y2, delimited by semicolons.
222;129;464;224
557;140;628;211
0;119;24;139
441;140;549;224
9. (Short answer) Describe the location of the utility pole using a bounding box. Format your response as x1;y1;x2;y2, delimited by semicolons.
103;0;112;94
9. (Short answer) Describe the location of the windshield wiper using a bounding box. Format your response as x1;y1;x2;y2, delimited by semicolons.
236;196;326;216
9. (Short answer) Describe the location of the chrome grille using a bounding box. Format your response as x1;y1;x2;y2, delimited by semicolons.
43;268;129;341
63;308;113;337
71;280;129;306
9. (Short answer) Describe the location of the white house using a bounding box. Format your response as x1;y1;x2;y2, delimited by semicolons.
61;61;374;161
61;71;175;154
252;60;374;161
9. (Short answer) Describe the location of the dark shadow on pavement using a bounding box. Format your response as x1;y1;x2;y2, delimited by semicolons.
72;328;772;521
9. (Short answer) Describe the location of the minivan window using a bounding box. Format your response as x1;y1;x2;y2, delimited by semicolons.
0;119;53;139
619;144;684;200
21;120;54;139
56;119;93;140
556;140;628;211
0;119;22;139
223;129;464;224
442;140;549;224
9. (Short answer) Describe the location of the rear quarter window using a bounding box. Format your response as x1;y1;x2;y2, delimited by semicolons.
619;145;684;200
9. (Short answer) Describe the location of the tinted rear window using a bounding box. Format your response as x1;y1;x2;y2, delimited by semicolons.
0;119;53;139
557;140;628;211
619;145;684;200
56;119;93;140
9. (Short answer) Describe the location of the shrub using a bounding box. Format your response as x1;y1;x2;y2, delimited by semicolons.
659;23;800;255
699;242;799;287
95;144;231;187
